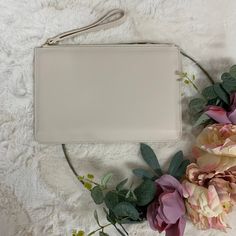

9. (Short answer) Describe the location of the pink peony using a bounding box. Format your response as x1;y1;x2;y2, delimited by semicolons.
147;175;186;236
183;162;236;231
195;124;236;157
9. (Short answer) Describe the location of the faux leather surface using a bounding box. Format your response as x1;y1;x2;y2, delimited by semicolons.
34;44;181;143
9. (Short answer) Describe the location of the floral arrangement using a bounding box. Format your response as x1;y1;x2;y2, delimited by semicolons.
71;65;236;236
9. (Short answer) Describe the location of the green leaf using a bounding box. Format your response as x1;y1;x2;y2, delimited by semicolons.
132;168;154;179
221;72;233;82
175;159;191;179
103;208;117;225
119;218;143;224
194;113;211;127
140;143;162;176
116;179;128;192
99;232;109;236
222;81;236;94
202;86;217;100
118;189;137;203
94;210;100;226
189;98;206;114
168;151;184;176
113;202;139;220
206;97;221;106
91;186;104;205
230;65;236;78
104;191;119;210
101;173;113;188
221;71;236;94
213;83;229;104
134;179;156;206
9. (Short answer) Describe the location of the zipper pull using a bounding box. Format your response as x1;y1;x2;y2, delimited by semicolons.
44;9;125;46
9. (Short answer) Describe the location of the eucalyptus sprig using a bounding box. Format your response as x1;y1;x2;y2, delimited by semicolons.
187;65;236;127
133;143;189;181
176;71;202;95
72;144;190;236
72;210;111;236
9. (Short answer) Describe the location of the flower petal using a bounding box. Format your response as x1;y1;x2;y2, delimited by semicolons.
196;153;221;172
205;106;231;124
147;201;160;231
230;92;236;111
197;152;236;172
228;109;236;124
159;191;185;224
156;174;183;196
165;216;186;236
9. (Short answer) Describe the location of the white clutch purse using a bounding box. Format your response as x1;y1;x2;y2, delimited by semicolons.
34;9;182;143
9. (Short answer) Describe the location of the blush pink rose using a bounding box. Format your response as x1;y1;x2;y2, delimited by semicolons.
147;175;186;236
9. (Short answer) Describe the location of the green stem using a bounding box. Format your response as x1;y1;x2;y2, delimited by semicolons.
118;223;129;235
62;144;84;185
186;75;202;94
87;223;112;235
180;50;215;85
113;224;128;236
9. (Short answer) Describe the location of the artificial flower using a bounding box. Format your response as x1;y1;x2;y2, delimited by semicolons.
193;151;236;173
195;123;236;157
205;92;236;124
185;163;236;207
182;162;236;231
147;174;186;236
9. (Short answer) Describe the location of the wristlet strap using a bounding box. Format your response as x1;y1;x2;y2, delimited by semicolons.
44;9;125;46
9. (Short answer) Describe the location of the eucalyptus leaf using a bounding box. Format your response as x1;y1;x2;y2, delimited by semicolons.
119;218;143;224
101;173;113;188
168;151;184;176
104;191;119;210
125;190;131;199
132;168;154;179
221;72;234;82
175;159;191;179
189;98;206;114
202;86;217;100
213;83;229;104
118;189;137;203
140;143;162;176
230;65;236;78
134;179;156;206
103;208;117;225
113;202;139;220
194;113;211;127
222;81;236;94
94;210;100;226
91;186;104;205
206;97;219;106
116;179;128;192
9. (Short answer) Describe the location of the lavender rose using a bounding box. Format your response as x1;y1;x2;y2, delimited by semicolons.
147;175;186;236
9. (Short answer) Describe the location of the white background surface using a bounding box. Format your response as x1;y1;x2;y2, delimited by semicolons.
1;0;236;235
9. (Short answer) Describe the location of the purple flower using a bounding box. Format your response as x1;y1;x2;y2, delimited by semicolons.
205;92;236;124
147;175;186;236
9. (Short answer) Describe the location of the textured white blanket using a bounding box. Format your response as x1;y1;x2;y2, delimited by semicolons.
1;0;236;235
